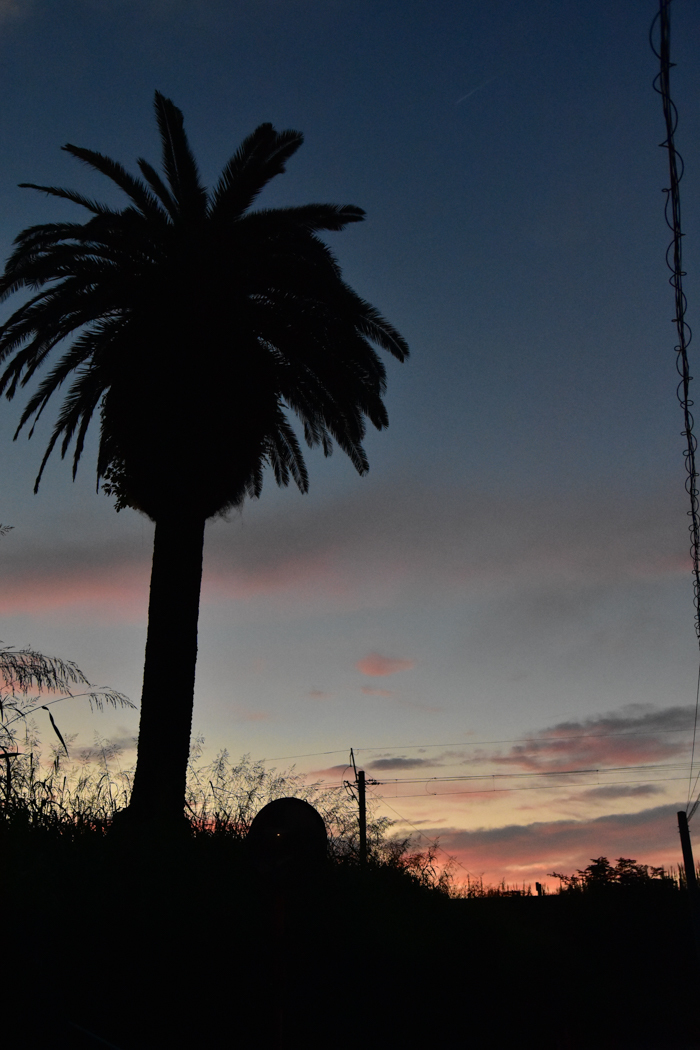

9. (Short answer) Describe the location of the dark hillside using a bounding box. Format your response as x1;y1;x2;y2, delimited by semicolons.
4;827;698;1049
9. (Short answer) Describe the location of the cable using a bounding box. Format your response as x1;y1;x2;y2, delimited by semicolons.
370;774;690;800
687;660;700;814
264;747;349;761
369;761;689;785
263;724;696;762
651;0;700;822
686;756;700;821
652;0;700;642
319;768;688;789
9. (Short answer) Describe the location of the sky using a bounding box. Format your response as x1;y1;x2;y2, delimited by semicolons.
1;0;700;888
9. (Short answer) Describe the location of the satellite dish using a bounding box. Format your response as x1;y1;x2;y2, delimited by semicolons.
247;797;328;878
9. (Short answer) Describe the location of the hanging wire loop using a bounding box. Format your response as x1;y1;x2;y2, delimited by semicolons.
651;0;700;818
651;1;700;647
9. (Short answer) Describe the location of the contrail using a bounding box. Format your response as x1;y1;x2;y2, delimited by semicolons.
456;75;500;105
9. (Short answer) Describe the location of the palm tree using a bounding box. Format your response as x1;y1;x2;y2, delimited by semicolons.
0;92;408;832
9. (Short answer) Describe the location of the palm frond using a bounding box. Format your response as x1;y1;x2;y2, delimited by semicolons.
17;183;113;216
136;157;177;218
209;124;304;222
0;287;118;400
264;408;309;493
153;91;207;219
61;368;111;480
61;144;166;219
14;324;121;487
248;202;366;233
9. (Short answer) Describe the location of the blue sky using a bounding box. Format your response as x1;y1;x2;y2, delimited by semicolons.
1;0;699;883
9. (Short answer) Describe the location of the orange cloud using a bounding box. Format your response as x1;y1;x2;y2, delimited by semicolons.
356;652;415;677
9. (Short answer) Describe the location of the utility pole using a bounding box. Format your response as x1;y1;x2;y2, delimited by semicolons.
677;810;700;967
358;769;367;865
349;748;368;865
678;811;699;896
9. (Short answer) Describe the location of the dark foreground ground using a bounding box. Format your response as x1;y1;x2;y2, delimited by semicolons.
4;829;699;1050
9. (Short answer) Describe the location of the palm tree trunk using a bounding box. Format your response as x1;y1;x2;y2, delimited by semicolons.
127;515;206;828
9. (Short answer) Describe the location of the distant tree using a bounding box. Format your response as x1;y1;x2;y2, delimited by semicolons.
0;93;408;833
549;856;669;891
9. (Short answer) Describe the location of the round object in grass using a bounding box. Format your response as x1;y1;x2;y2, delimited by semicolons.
247;797;327;877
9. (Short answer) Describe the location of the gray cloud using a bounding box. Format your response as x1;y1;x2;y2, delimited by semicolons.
491;704;695;773
2;477;688;621
77;733;137;761
201;479;687;595
575;784;665;801
368;756;439;771
1;528;150;585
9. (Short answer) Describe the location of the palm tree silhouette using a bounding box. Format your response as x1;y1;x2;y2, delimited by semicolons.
0;92;408;833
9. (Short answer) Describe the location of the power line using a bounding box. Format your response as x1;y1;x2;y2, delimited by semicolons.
369;761;689;786
263;725;695;762
318;767;689;791
687;661;700;816
265;747;351;761
370;774;690;800
687;764;700;822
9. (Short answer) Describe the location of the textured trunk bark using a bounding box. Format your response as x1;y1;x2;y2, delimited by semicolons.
127;515;206;828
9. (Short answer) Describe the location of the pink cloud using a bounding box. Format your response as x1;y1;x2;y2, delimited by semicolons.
361;686;394;697
421;803;683;889
356;652;415;677
234;709;270;722
308;690;332;700
0;571;149;622
308;764;354;780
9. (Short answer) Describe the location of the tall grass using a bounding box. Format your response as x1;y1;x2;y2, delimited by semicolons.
0;646;134;834
4;677;690;900
0;686;462;894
